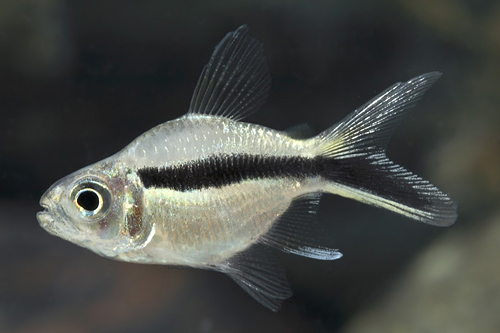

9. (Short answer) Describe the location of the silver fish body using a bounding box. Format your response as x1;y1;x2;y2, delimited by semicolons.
37;25;457;311
122;115;317;265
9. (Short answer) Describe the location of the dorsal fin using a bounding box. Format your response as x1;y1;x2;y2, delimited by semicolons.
187;25;271;121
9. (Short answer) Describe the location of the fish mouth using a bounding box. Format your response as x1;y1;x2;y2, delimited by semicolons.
37;184;82;239
38;193;52;215
39;202;50;212
37;186;63;235
37;203;74;237
37;203;58;235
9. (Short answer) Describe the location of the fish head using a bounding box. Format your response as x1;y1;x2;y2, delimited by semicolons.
37;159;152;258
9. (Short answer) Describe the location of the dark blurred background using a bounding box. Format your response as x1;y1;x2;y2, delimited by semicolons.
1;0;499;332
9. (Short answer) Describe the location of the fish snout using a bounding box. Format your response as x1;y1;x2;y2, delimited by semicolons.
37;183;65;233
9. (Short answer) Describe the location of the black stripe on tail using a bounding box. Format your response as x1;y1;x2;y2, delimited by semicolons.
318;152;457;225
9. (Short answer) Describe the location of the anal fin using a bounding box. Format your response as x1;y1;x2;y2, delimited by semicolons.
218;245;292;311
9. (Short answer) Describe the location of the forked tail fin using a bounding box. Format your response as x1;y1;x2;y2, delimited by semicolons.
315;72;457;226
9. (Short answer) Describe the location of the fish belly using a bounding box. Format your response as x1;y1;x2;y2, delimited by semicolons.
140;177;317;267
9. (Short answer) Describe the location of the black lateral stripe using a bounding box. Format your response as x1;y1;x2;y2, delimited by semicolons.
138;154;318;191
138;153;432;210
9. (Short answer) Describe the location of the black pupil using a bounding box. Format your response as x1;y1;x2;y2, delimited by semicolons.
77;190;100;211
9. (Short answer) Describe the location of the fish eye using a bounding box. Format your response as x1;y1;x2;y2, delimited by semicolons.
72;180;111;218
76;189;101;211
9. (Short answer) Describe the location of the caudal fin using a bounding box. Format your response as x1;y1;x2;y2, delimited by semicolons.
315;72;457;226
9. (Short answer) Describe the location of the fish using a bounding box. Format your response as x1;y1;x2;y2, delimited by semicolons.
37;25;457;311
